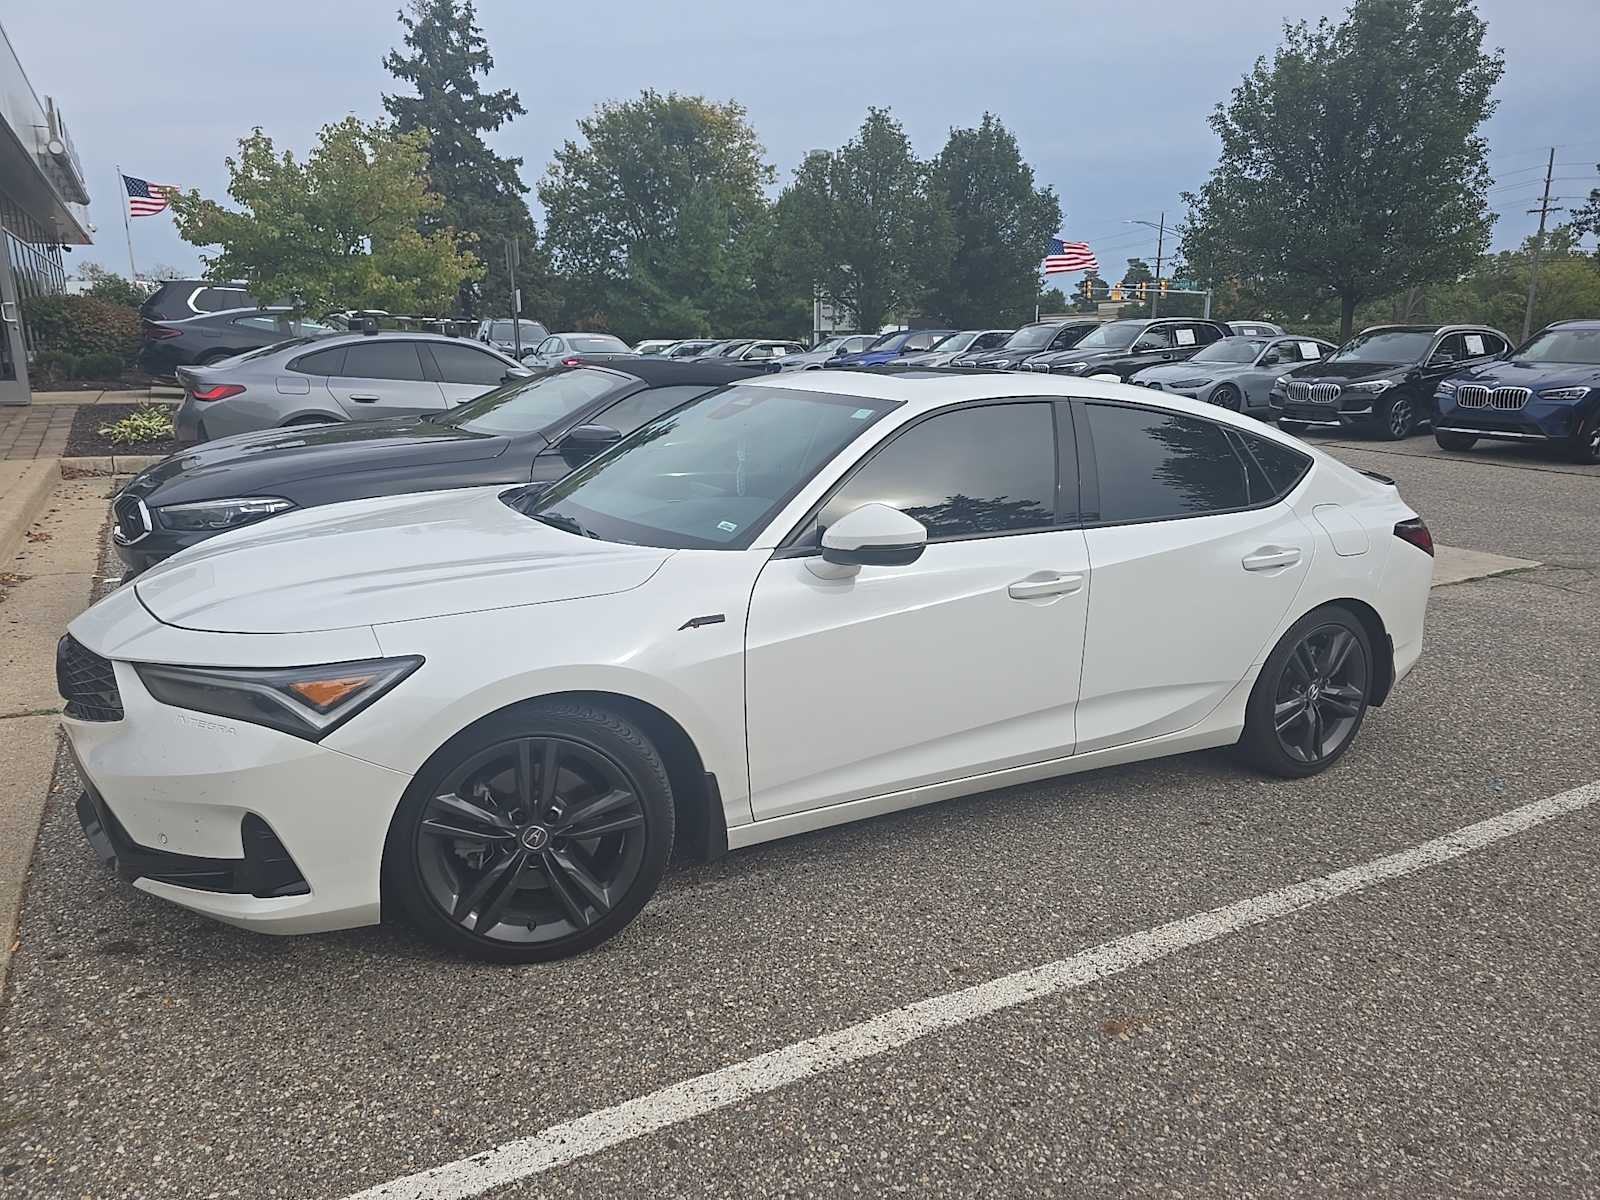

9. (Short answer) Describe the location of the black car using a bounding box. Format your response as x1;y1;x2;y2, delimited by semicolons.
139;279;258;322
111;357;756;574
139;307;337;378
1028;317;1234;380
1272;324;1512;440
951;319;1097;370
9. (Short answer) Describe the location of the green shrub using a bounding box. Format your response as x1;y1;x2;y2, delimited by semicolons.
72;351;127;380
30;350;76;384
97;406;174;446
22;295;141;372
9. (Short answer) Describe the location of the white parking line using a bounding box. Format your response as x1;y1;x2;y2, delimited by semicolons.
339;781;1599;1200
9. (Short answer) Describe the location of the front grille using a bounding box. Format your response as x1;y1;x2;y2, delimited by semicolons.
1456;385;1530;410
112;494;151;545
57;635;123;721
1286;381;1342;404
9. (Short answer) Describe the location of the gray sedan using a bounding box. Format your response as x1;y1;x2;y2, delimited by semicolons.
777;334;876;371
520;332;633;368
172;332;529;444
1128;334;1335;415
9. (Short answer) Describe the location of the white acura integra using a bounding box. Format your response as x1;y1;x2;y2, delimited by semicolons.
60;370;1434;962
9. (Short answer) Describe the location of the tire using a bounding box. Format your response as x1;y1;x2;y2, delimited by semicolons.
1434;430;1478;452
387;699;675;963
1278;419;1311;436
1375;394;1417;440
1571;414;1600;465
1208;383;1243;411
1235;605;1373;779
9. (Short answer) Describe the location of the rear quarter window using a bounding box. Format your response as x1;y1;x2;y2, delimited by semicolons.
289;346;348;375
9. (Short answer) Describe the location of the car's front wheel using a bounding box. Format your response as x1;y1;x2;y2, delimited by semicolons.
1571;414;1600;465
1376;394;1417;440
388;699;674;963
1236;606;1373;778
1435;430;1478;451
1211;383;1243;411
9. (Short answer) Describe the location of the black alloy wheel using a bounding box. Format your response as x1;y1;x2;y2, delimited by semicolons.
1211;383;1243;411
390;700;674;962
1237;606;1373;778
1378;394;1416;440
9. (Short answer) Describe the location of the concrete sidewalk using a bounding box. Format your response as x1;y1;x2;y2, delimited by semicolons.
23;386;181;405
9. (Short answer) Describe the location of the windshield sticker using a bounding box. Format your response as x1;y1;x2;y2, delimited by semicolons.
1175;328;1196;345
717;520;739;533
1298;342;1323;359
851;408;875;420
1464;334;1484;355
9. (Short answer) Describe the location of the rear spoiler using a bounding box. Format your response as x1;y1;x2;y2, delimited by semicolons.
1358;468;1395;486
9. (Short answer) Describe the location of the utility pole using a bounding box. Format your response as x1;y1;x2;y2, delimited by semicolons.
1522;147;1563;343
505;237;523;357
1151;211;1166;318
115;164;137;281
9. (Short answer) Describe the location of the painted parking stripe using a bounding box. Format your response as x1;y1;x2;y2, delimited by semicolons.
339;781;1599;1200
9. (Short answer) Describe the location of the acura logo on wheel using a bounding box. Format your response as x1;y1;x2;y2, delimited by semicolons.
520;826;550;851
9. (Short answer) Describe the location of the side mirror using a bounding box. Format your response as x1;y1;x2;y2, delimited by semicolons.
502;368;533;383
809;503;927;580
562;423;622;448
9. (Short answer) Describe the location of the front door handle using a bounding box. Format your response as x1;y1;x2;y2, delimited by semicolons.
1242;546;1302;572
1008;572;1085;600
350;395;381;404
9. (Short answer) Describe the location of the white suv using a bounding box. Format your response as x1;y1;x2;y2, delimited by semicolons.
62;371;1433;962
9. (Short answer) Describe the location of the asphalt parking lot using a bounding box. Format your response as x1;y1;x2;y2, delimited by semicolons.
2;434;1597;1199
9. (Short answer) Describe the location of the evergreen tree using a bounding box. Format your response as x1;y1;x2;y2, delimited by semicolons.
383;0;543;319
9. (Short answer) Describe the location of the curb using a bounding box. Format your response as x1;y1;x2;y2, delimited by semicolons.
0;458;62;567
59;454;164;478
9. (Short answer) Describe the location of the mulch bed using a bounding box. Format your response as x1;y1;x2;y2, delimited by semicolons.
64;403;180;459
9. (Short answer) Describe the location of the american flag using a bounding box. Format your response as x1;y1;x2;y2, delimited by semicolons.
1042;237;1098;275
123;174;176;217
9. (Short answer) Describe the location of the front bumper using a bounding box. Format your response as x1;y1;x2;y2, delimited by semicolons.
1434;394;1590;443
1276;400;1378;427
62;640;412;936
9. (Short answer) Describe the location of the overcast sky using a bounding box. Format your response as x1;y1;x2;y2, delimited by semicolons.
10;0;1599;285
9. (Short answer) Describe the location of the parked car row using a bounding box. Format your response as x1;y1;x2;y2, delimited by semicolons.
71;361;1435;964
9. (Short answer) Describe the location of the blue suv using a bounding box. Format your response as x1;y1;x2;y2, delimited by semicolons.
1434;319;1600;464
826;328;955;368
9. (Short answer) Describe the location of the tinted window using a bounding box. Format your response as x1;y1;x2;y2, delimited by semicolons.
429;341;511;385
1087;404;1250;522
231;314;284;332
1231;430;1311;501
290;346;347;376
594;384;715;436
199;287;252;313
443;368;623;435
1433;334;1466;362
815;403;1057;542
1135;326;1174;351
342;341;425;381
1328;330;1433;364
972;331;1010;351
1190;323;1225;346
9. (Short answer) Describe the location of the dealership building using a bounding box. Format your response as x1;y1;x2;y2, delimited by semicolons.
0;20;91;405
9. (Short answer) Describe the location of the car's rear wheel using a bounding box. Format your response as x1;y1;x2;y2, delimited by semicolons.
1236;606;1372;778
1571;414;1600;465
1435;430;1478;451
1376;394;1416;440
388;699;674;963
1211;383;1243;411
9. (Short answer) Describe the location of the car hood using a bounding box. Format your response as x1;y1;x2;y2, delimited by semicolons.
1038;346;1129;366
1131;361;1248;382
1291;361;1408;383
1444;360;1600;390
123;418;515;506
133;487;673;634
954;347;1045;367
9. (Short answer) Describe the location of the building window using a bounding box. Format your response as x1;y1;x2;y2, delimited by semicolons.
0;189;69;356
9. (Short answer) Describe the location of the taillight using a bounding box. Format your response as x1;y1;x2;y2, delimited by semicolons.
561;356;582;367
191;384;245;402
143;323;181;340
1393;517;1434;557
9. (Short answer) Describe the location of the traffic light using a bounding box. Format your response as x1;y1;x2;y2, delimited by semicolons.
1079;277;1093;301
1137;281;1149;301
1159;278;1170;296
1109;285;1124;302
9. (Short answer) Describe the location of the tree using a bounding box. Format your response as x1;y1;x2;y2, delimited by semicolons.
76;263;145;308
1035;285;1069;316
384;0;541;319
538;90;775;341
169;118;482;316
1180;0;1504;337
775;109;941;333
923;115;1061;326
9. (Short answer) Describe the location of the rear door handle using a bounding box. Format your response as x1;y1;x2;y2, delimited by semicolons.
350;395;381;404
1242;547;1302;572
1008;572;1085;600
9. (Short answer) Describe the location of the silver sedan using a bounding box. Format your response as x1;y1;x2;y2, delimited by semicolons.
1128;335;1335;415
172;332;530;444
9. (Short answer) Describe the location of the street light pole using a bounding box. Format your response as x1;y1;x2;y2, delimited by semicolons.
1123;213;1169;317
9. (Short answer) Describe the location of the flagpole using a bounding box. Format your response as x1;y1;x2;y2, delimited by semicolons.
116;165;137;282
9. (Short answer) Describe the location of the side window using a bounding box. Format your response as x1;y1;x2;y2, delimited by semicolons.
743;344;775;360
594;385;713;436
1227;428;1312;503
428;342;512;385
289;346;347;376
1189;323;1224;346
1049;326;1080;349
1297;340;1328;361
809;403;1058;544
973;331;1007;351
341;340;425;381
1432;333;1466;363
1461;331;1492;358
1134;326;1174;351
1258;343;1289;367
903;332;942;352
1086;403;1250;523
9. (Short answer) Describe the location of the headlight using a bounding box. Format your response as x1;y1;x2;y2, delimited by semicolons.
1538;386;1591;401
1055;361;1090;374
1273;375;1290;388
135;656;422;741
1347;380;1396;394
1170;378;1210;389
1435;380;1458;394
157;496;294;532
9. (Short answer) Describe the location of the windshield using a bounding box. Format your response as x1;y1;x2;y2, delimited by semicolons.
490;321;544;340
1328;330;1433;364
929;331;974;352
438;368;623;435
526;385;898;549
1512;327;1600;364
568;334;629;354
1193;338;1270;364
1072;321;1140;350
1003;324;1060;350
866;330;905;350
